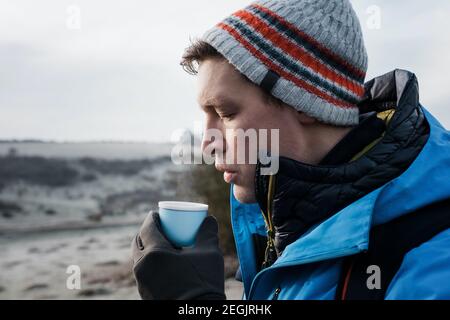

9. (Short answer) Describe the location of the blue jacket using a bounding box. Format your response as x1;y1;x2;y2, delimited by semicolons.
230;83;450;299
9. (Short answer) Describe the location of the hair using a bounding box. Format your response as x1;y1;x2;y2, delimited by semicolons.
180;39;222;75
180;39;284;108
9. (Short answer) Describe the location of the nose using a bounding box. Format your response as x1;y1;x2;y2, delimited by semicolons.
201;117;226;162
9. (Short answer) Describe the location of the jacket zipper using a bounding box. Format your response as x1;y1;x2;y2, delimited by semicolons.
272;286;281;300
261;174;277;269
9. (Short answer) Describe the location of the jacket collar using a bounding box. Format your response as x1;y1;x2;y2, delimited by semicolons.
319;111;386;166
267;104;450;268
255;69;430;257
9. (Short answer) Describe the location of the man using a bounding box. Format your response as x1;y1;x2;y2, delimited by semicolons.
132;0;450;300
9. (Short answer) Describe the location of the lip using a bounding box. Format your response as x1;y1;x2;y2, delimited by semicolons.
215;165;238;184
223;171;237;184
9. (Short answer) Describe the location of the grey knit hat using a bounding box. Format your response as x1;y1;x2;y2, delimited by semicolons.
202;0;368;126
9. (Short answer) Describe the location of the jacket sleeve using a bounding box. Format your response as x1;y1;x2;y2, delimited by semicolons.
385;227;450;300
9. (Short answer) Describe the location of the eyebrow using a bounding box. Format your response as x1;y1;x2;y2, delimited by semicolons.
198;96;237;112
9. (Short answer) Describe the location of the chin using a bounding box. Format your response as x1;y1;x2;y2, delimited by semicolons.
233;185;256;204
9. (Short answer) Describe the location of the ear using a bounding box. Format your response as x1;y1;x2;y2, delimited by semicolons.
297;111;317;125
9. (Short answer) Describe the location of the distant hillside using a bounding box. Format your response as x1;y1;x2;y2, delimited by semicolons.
0;141;174;160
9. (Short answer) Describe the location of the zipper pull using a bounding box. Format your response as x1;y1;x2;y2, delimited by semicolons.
260;174;278;269
272;286;281;300
262;239;277;269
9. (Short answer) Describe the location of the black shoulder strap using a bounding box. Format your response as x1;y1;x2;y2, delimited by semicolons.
336;197;450;300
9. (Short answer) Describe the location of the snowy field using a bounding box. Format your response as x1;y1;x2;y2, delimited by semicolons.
0;142;243;300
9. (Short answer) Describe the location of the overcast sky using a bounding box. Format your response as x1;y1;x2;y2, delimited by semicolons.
1;0;449;142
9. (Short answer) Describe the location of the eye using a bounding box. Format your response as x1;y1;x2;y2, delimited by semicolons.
219;113;236;121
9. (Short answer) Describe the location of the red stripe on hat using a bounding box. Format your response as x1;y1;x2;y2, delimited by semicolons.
217;22;356;109
251;3;366;81
233;9;364;98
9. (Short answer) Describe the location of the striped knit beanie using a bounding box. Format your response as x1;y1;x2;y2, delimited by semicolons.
202;0;368;126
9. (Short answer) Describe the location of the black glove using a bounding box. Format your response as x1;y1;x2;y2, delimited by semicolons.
131;211;226;300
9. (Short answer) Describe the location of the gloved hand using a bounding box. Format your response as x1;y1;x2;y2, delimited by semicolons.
131;211;226;300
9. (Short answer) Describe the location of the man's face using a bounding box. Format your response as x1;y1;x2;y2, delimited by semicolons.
197;58;302;203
